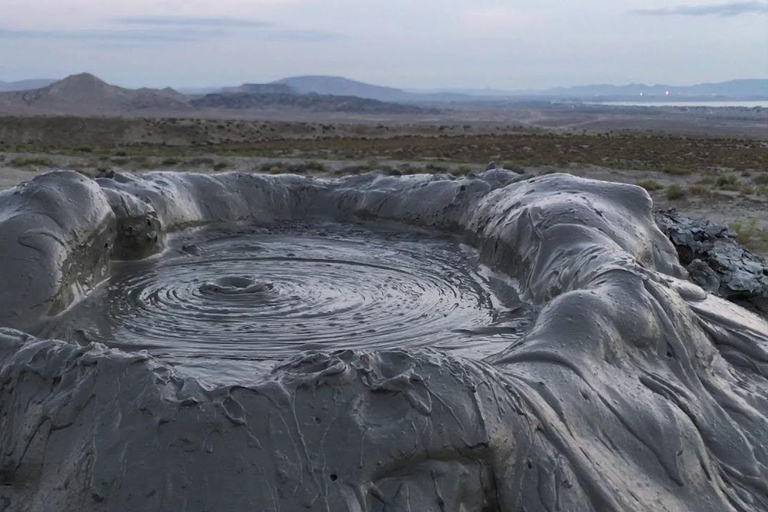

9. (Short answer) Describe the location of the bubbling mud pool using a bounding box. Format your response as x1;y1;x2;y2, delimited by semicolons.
45;221;534;383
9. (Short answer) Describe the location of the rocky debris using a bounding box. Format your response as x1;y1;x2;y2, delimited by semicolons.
655;208;768;315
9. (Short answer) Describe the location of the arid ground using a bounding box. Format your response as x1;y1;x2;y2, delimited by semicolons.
2;109;767;253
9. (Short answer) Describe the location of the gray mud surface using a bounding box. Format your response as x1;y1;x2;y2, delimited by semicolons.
1;169;768;511
45;221;531;383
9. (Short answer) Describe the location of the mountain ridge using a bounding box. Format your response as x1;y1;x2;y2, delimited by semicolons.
3;74;765;101
274;75;413;102
533;78;767;99
272;76;767;102
0;73;188;115
0;78;57;93
0;73;433;116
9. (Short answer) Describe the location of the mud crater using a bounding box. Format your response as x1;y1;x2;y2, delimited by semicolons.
47;221;534;382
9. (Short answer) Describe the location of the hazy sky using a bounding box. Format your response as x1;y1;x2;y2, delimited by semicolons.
0;0;766;89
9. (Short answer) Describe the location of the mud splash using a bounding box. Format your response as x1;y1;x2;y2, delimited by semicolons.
45;221;531;382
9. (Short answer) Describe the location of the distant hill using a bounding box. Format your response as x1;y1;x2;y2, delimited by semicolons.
274;76;411;102
0;73;188;115
406;79;768;102
536;79;767;100
220;83;296;95
0;78;56;92
4;74;765;104
191;91;432;114
689;79;767;97
5;72;761;118
273;76;472;103
273;76;766;102
0;73;433;116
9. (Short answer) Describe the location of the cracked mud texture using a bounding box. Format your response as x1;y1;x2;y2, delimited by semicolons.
0;169;767;511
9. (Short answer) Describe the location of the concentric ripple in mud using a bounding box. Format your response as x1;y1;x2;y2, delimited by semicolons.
47;222;534;382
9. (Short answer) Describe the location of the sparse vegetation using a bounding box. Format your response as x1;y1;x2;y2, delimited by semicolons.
304;161;328;172
0;116;766;173
450;165;473;177
663;167;691;176
130;156;152;169
687;184;710;196
715;175;740;190
730;218;768;251
10;156;52;167
189;157;215;167
635;179;663;191
256;161;329;175
666;183;687;200
740;186;757;195
425;163;450;174
336;165;366;175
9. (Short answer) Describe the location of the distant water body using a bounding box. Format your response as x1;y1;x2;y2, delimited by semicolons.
591;100;768;108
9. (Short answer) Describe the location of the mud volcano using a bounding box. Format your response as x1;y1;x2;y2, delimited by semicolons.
1;170;768;511
45;221;531;382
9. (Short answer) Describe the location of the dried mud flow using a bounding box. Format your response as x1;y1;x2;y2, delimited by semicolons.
1;169;767;511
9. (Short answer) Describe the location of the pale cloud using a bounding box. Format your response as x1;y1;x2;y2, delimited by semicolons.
0;0;765;89
114;16;272;27
0;27;219;43
631;1;768;17
0;14;338;44
460;6;548;32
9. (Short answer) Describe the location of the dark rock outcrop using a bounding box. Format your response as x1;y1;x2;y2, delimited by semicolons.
655;208;768;315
